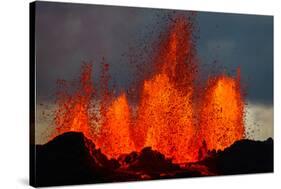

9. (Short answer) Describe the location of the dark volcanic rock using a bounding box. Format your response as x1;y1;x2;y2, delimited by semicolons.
126;147;180;173
117;147;192;179
202;138;273;175
34;132;120;187
32;132;273;187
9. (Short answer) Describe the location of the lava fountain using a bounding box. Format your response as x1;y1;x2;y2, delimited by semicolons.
199;69;244;151
52;64;95;140
98;93;135;158
135;17;199;163
50;16;245;164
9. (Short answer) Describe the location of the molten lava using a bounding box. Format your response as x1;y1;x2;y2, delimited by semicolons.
200;70;244;151
135;17;199;162
53;64;95;140
98;93;135;158
51;16;245;164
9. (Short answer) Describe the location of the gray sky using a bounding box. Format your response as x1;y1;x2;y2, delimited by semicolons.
197;12;273;105
34;1;273;143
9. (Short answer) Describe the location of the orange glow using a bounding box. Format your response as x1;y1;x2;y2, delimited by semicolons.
52;64;95;140
51;16;245;164
136;73;196;162
98;93;135;158
200;71;244;151
134;17;199;163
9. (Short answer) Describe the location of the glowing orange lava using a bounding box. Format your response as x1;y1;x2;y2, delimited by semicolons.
51;16;245;163
134;17;199;163
52;64;95;140
200;70;244;151
98;93;135;158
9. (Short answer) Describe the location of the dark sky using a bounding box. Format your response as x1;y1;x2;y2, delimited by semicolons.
35;1;273;105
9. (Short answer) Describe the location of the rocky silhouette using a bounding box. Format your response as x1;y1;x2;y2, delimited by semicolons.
34;132;121;186
32;132;273;187
201;138;273;175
